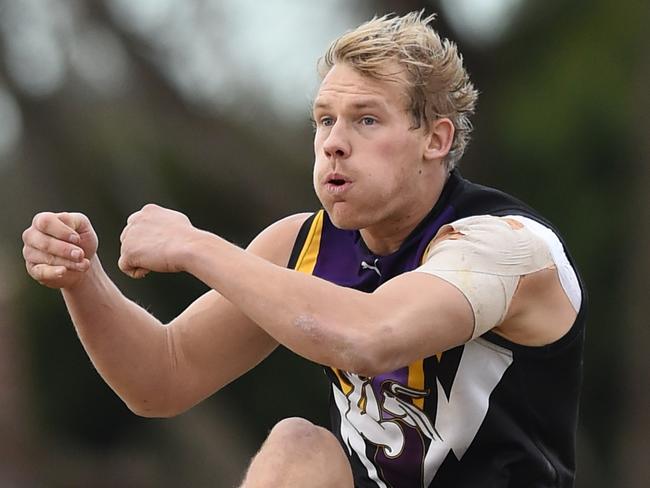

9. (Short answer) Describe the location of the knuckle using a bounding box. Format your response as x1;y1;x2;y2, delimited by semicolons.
29;268;45;284
71;212;88;224
33;212;51;229
66;212;85;229
45;241;66;260
25;231;43;251
39;236;54;254
31;264;43;280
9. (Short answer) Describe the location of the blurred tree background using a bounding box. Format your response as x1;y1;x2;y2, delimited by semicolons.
0;0;647;486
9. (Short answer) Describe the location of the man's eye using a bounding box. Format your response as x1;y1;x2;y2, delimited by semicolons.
320;117;334;127
360;117;376;126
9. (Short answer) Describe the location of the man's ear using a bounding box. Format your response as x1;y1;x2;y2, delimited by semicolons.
423;118;455;161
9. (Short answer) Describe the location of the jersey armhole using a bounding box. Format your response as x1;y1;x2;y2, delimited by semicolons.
287;212;318;269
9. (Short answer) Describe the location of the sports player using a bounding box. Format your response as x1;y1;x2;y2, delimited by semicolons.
21;12;585;488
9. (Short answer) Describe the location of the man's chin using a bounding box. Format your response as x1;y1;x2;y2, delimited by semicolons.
324;207;366;231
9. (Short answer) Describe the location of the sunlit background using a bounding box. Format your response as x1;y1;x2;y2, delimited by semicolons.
0;0;647;486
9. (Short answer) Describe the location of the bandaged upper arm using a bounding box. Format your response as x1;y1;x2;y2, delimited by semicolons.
415;215;554;339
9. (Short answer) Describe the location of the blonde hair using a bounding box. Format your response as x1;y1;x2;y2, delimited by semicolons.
318;11;478;170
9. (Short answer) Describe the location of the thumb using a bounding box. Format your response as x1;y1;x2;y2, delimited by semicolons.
56;212;91;233
57;212;98;256
118;254;149;279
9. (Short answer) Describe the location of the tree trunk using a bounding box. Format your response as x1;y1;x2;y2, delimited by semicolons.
0;258;39;485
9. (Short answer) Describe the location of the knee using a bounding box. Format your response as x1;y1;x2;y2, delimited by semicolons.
265;417;345;462
266;417;331;451
242;417;353;487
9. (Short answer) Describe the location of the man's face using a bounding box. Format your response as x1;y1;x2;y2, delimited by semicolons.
312;63;431;231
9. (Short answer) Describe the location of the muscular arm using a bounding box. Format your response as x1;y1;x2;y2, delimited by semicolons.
25;212;309;417
120;205;473;376
176;234;473;376
122;208;577;378
61;263;279;418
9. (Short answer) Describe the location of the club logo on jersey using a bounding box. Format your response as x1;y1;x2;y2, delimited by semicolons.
332;338;513;487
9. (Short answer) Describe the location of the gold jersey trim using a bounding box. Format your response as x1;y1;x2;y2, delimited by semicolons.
294;210;324;275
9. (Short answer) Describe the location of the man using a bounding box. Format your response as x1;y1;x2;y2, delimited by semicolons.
21;12;585;488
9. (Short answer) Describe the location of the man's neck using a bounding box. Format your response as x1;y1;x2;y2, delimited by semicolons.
360;172;449;256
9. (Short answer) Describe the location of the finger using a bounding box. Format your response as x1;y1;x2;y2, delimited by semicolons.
23;246;90;271
118;253;150;279
118;253;135;275
131;268;150;279
118;256;149;279
141;203;160;212
119;223;130;244
24;229;85;262
126;211;141;225
33;212;80;243
56;211;90;231
28;263;67;282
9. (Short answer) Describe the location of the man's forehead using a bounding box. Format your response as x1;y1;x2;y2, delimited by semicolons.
313;65;409;111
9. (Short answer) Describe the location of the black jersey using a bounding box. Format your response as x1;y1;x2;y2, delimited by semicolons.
288;170;586;488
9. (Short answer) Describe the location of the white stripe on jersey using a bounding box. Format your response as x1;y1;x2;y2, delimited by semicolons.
506;215;582;312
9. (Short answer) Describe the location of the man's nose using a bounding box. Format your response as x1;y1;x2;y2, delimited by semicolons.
323;121;351;159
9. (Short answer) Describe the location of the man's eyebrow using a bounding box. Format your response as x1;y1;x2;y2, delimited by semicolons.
312;100;331;111
351;99;387;111
312;98;387;112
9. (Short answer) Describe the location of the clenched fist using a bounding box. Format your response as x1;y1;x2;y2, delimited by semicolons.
119;204;197;278
22;212;98;289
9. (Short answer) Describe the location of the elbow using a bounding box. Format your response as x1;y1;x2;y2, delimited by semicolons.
121;389;194;418
339;297;405;376
126;400;185;419
333;325;401;377
123;381;226;419
348;350;399;378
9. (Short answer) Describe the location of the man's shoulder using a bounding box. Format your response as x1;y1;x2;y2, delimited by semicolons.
450;171;539;219
266;213;315;233
247;213;314;267
449;172;576;249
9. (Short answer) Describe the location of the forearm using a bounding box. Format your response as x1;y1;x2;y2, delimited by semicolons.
62;256;175;415
183;231;385;373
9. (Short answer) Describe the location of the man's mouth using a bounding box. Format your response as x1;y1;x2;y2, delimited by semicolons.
324;174;352;194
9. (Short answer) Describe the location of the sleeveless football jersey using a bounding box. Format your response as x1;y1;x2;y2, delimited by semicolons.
288;170;586;488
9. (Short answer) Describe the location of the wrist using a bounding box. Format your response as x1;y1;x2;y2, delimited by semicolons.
62;254;103;292
178;228;215;274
